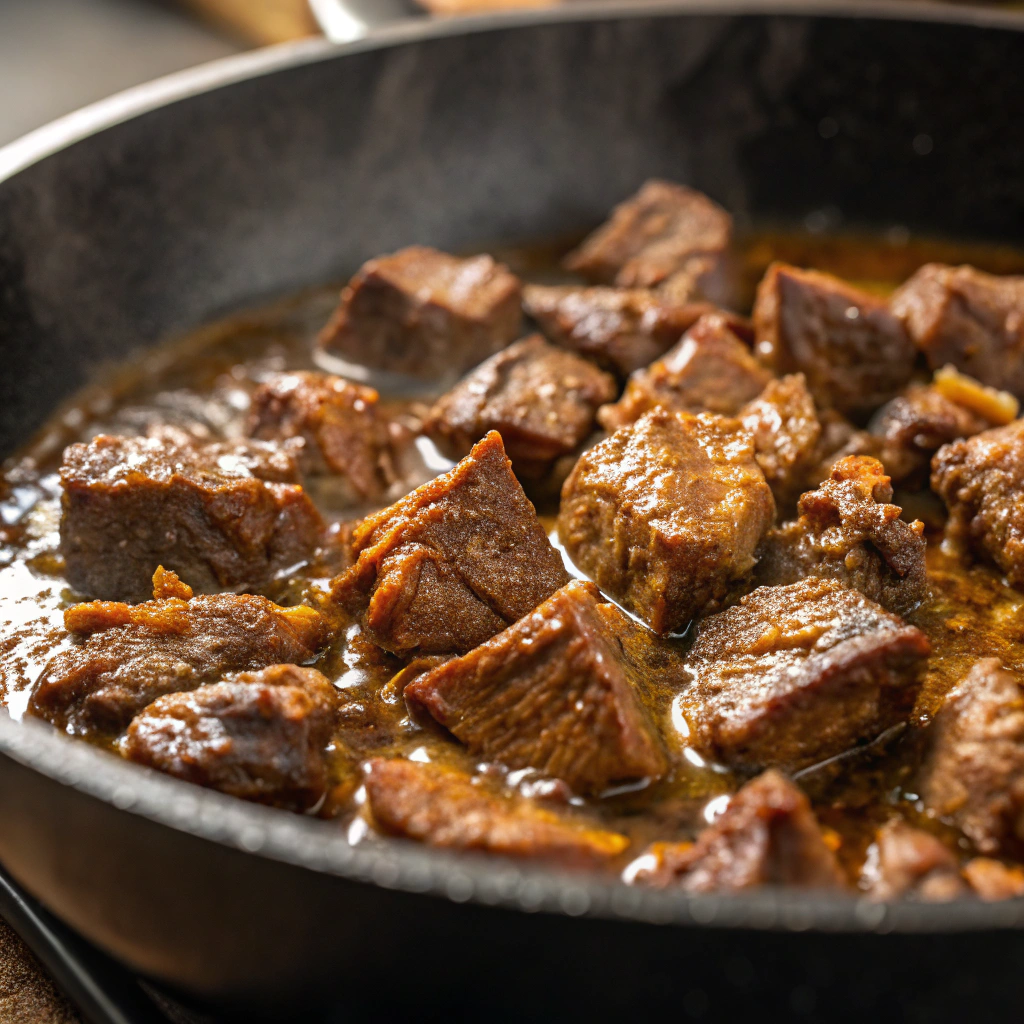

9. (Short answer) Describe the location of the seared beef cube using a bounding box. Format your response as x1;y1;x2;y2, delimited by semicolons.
422;335;616;481
598;312;771;432
564;180;731;289
631;770;844;891
962;858;1024;901
754;456;927;616
738;373;822;510
890;263;1024;396
29;569;326;736
364;758;628;868
60;432;324;603
754;263;916;419
869;383;995;485
523;283;715;378
559;408;775;633
248;371;395;499
121;664;339;811
679;577;930;772
932;419;1024;587
920;658;1024;856
332;432;568;656
317;246;522;378
405;580;668;795
864;821;966;902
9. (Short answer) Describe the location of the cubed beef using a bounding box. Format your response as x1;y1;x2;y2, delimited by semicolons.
405;580;668;795
317;246;522;378
631;770;844;891
364;758;628;868
523;283;715;378
247;371;395;499
962;858;1024;901
864;821;966;902
331;432;568;656
754;456;927;616
869;383;994;485
753;263;916;419
598;313;771;433
738;373;822;510
121;664;338;811
60;431;324;603
890;263;1024;396
563;180;732;290
29;568;327;737
932;419;1024;587
679;577;930;772
422;335;616;481
920;658;1024;856
559;408;775;633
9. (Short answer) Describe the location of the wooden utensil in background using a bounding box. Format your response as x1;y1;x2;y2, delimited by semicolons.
177;0;319;43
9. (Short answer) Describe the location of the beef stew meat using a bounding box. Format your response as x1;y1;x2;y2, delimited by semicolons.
60;430;324;603
121;664;339;811
422;334;616;482
405;580;668;795
318;246;522;378
248;371;396;499
891;263;1024;396
364;758;628;868
522;283;715;378
563;180;732;298
332;431;569;656
932;418;1024;587
754;263;916;420
28;569;326;737
919;659;1024;857
679;577;930;773
631;770;845;892
559;408;775;633
598;312;768;432
754;456;928;617
10;180;1024;902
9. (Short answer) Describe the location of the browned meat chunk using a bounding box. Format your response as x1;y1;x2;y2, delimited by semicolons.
523;283;715;378
754;263;916;419
559;408;775;633
890;263;1024;396
631;770;844;891
679;577;930;772
920;658;1024;856
121;664;339;811
805;409;882;489
564;180;732;291
60;431;324;602
332;432;568;656
932;419;1024;587
405;580;668;795
738;373;822;510
870;383;993;485
864;821;967;902
317;246;522;378
598;312;771;433
364;758;628;868
29;569;326;736
962;858;1024;901
754;456;927;616
247;371;395;499
422;335;616;481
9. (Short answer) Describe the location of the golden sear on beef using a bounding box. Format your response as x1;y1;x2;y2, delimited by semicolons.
679;577;930;773
332;432;568;656
559;407;775;633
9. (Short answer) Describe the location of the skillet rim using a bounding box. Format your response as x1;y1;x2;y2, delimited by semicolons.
1;0;1023;936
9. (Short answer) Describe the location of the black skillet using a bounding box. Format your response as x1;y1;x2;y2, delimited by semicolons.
2;1;1024;1018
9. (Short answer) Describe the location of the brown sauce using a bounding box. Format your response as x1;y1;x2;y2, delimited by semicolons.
4;227;1024;886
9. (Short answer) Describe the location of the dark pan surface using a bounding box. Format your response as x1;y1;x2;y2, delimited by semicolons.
1;1;1024;1009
